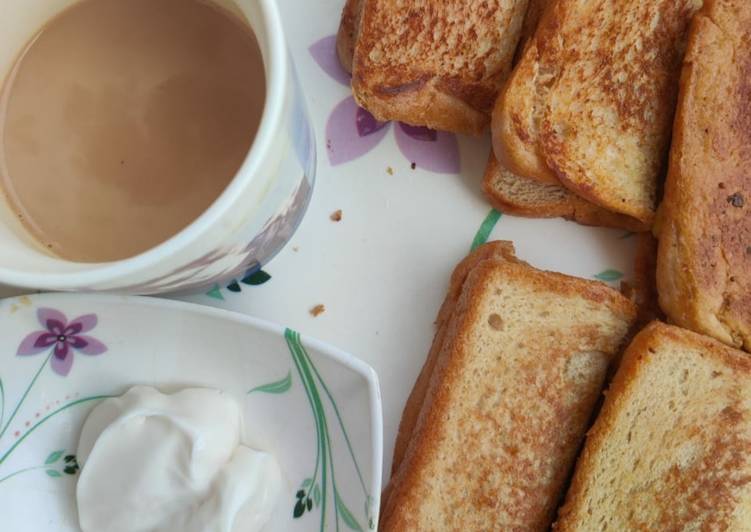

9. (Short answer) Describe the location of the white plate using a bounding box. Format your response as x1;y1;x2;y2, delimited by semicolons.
0;294;382;531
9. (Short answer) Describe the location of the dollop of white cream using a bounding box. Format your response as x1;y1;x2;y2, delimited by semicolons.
76;385;281;532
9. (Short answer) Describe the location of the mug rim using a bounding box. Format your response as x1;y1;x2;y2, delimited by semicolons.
0;0;288;291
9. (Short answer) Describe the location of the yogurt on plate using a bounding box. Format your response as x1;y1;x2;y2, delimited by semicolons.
76;385;281;532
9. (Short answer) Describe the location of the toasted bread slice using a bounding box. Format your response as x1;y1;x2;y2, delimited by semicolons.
345;0;530;135
657;0;751;351
555;321;751;530
380;242;636;531
482;152;648;231
389;241;520;478
339;0;544;85
492;38;559;184
494;0;701;221
540;0;701;223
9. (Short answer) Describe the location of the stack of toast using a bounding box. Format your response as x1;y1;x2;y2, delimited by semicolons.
491;0;702;227
338;0;751;528
380;242;636;530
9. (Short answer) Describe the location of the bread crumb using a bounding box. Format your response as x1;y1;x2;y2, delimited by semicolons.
310;304;325;317
410;162;416;170
330;209;342;222
292;246;299;252
386;166;393;175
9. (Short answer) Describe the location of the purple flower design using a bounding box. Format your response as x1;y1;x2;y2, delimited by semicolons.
310;35;460;173
17;308;107;376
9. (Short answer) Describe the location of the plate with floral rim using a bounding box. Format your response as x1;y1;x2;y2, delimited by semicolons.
0;293;382;532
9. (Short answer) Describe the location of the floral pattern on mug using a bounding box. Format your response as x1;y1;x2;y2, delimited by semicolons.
309;35;460;173
17;309;107;376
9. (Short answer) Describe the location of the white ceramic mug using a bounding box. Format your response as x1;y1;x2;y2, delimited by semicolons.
0;0;315;294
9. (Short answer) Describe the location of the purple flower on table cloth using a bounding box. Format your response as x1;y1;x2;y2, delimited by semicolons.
309;35;461;173
17;308;107;376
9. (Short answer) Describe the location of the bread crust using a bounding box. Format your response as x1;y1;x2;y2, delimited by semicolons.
482;152;648;231
555;321;751;530
381;243;636;530
657;0;751;351
336;0;362;74
491;0;560;185
514;0;547;63
347;0;530;135
631;233;663;327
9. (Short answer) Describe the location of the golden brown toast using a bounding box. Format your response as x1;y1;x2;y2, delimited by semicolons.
381;242;636;531
657;0;751;351
388;241;519;478
340;0;530;135
482;152;648;231
555;321;751;530
493;0;702;222
491;16;559;185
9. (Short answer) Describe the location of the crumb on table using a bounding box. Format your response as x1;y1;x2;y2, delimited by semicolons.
410;162;416;170
310;304;326;317
386;166;394;175
330;209;342;222
292;246;299;252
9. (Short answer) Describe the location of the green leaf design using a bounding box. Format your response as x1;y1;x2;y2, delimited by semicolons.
45;469;62;478
314;483;321;507
45;450;64;465
226;281;242;293
206;285;225;301
248;370;292;395
336;490;364;531
283;328;372;530
470;209;502;252
301;477;313;489
242;269;272;286
0;395;114;468
594;269;624;282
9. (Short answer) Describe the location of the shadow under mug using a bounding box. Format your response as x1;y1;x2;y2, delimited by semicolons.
0;0;315;294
